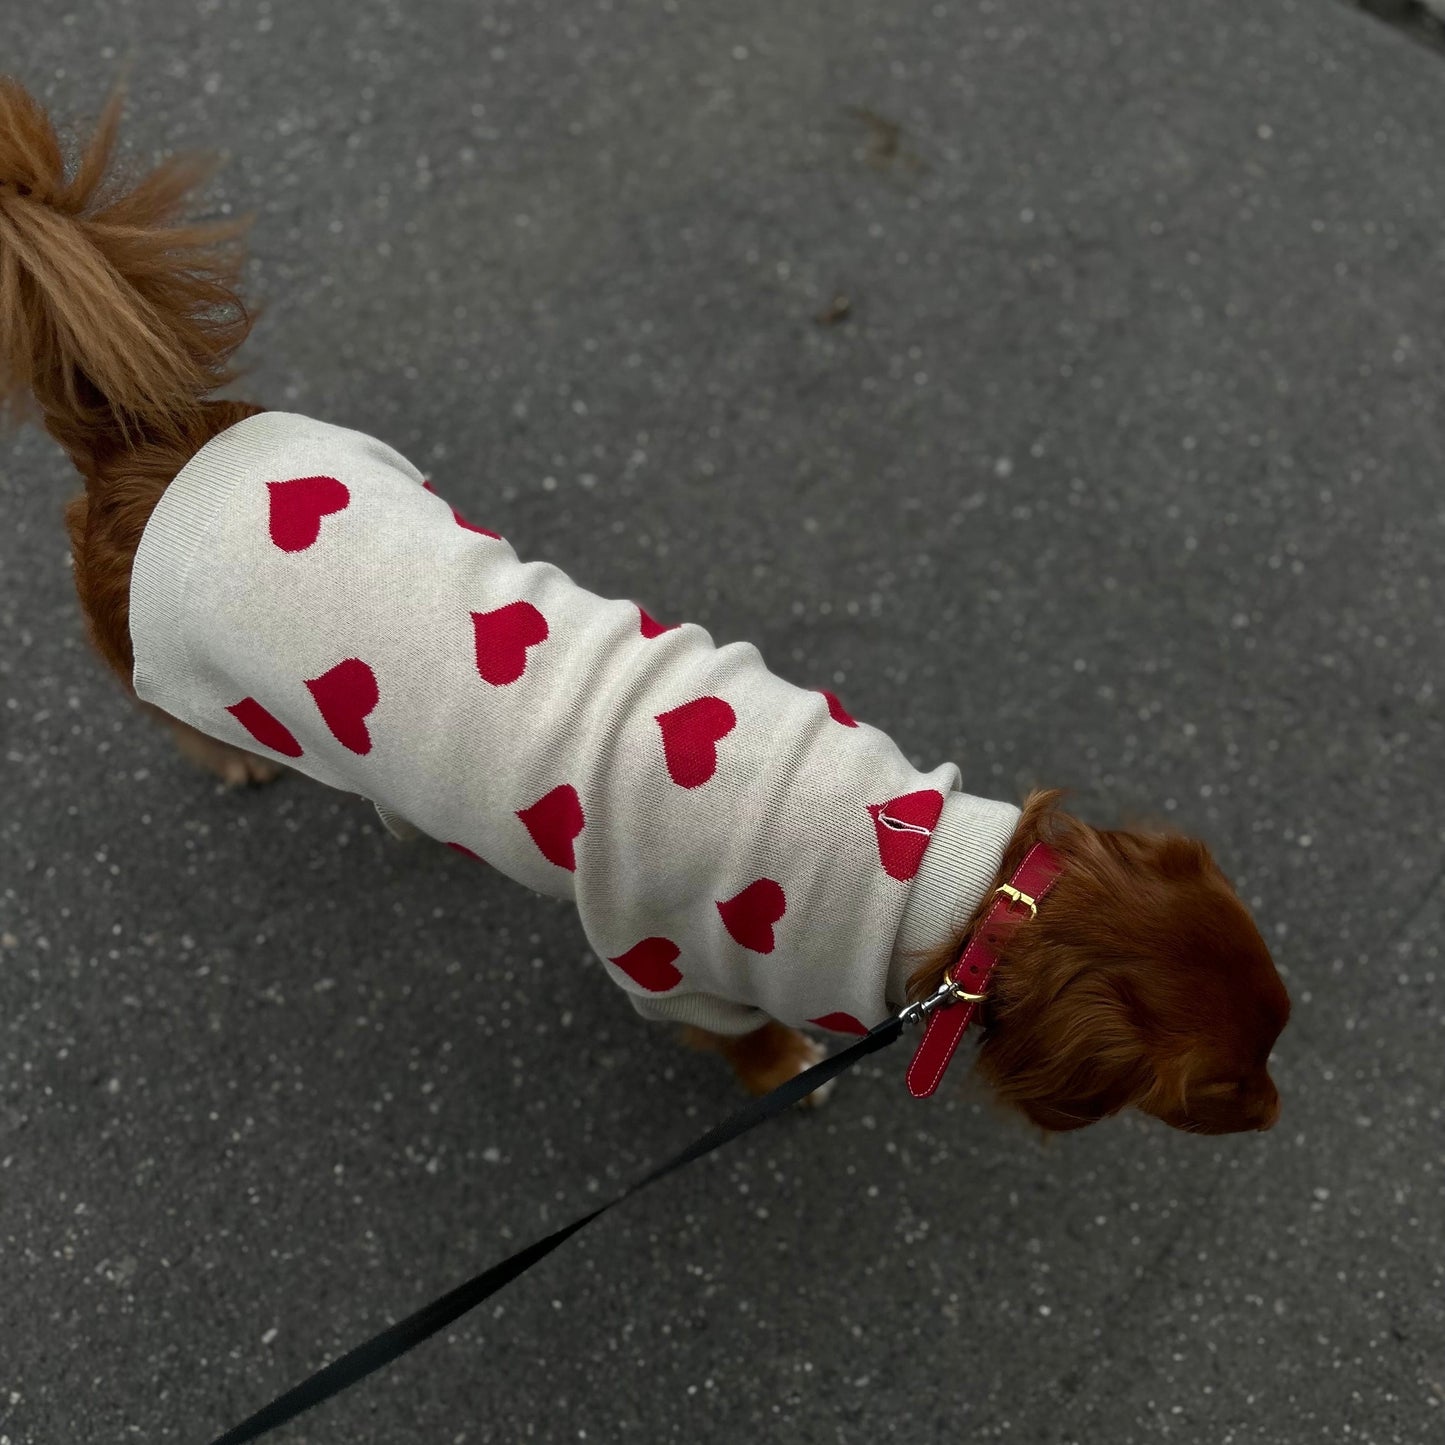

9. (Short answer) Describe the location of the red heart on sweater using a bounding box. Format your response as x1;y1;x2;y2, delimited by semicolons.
225;697;304;758
717;878;786;954
809;1012;868;1035
472;601;548;685
868;789;944;882
818;689;858;728
608;937;683;992
636;604;676;639
656;695;736;788
305;657;380;755
517;783;584;871
267;476;350;552
423;481;500;538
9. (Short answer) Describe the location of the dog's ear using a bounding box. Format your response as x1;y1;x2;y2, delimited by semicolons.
976;971;1159;1133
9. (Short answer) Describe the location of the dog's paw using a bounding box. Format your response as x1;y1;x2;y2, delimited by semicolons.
169;722;286;789
684;1021;839;1108
793;1035;836;1110
215;749;285;789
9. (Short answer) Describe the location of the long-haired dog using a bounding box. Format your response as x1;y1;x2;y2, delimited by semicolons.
0;80;1289;1133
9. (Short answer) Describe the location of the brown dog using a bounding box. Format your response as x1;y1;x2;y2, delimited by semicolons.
0;80;1289;1131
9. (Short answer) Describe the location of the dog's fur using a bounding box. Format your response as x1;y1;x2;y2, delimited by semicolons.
0;81;1290;1132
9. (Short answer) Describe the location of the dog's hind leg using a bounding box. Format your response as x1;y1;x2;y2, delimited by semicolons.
63;490;282;790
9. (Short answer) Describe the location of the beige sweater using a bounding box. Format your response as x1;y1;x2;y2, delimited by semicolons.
129;412;1020;1034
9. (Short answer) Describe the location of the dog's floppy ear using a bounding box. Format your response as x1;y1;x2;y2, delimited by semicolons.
976;970;1158;1132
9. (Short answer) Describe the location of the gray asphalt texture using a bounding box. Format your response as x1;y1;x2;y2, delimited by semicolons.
2;2;1443;1443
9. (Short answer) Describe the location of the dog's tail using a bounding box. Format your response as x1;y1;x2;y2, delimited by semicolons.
0;76;253;472
0;77;261;681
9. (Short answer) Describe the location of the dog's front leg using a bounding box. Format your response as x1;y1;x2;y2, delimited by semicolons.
143;703;285;788
681;1021;835;1108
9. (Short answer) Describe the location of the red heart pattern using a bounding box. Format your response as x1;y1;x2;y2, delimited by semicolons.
267;476;350;553
717;878;786;954
517;784;584;871
637;604;676;639
809;1012;868;1035
868;789;944;881
243;469;943;1028
305;657;380;755
472;601;549;686
656;695;736;789
819;690;858;727
609;937;684;992
225;697;304;758
423;481;500;538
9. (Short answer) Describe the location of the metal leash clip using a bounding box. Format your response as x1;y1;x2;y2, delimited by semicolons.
896;964;987;1029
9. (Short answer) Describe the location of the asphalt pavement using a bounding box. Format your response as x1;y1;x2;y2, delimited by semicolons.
1;2;1442;1442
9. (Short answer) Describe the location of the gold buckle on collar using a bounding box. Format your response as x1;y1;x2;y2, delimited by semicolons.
992;883;1038;919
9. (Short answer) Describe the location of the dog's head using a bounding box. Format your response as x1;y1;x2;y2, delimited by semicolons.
960;794;1290;1135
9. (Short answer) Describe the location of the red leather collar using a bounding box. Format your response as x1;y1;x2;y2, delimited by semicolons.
905;841;1063;1099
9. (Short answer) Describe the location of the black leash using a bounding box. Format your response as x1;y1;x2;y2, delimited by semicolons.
205;1014;907;1445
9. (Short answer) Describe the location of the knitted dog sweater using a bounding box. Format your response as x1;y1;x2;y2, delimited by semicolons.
129;412;1020;1035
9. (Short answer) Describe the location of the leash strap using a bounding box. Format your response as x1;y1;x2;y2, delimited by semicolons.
205;1016;904;1445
